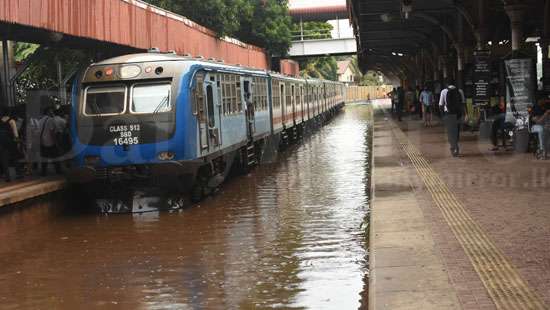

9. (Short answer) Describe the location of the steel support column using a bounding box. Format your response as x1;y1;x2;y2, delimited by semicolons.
505;5;526;51
456;13;465;89
1;39;12;107
476;0;488;49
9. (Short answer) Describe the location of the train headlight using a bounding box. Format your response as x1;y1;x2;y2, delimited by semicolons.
120;65;142;79
158;152;175;161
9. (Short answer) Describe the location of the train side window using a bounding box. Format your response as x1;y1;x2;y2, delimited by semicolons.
280;83;286;106
131;83;171;114
193;73;205;116
286;83;292;107
84;85;127;116
272;80;280;109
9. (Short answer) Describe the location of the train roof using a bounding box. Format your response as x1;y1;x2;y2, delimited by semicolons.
88;53;345;85
91;53;269;76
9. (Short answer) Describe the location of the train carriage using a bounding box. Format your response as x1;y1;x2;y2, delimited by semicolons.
70;52;345;201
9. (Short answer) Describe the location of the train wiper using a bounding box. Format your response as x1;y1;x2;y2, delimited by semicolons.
151;96;170;121
90;101;104;115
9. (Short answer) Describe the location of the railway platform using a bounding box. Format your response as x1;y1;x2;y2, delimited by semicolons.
370;99;550;310
0;177;66;209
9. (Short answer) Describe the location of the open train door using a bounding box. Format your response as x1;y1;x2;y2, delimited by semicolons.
242;76;255;140
197;73;222;155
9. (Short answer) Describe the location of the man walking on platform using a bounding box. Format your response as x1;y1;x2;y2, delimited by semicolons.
439;81;465;157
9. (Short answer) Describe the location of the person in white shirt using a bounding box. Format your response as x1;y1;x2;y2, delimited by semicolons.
439;84;465;113
439;81;466;157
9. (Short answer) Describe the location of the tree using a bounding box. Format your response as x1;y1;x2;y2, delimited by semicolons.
293;22;337;80
143;0;292;56
300;57;338;81
359;71;384;86
236;0;292;56
13;43;92;105
291;21;332;40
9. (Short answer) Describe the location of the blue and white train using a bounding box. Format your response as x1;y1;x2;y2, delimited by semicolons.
69;52;345;201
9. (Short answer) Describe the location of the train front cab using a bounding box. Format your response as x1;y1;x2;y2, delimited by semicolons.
70;55;198;187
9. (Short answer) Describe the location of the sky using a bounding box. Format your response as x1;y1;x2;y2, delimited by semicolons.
289;0;346;9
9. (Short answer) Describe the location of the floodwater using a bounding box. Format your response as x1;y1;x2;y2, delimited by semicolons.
0;104;372;310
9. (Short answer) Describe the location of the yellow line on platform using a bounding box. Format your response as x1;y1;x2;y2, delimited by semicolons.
389;120;546;310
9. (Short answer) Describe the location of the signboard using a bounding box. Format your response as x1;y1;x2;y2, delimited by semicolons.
504;58;536;128
473;50;491;107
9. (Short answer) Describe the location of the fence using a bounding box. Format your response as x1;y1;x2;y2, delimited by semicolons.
345;85;392;102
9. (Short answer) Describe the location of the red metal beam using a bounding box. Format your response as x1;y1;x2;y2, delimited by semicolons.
0;0;268;69
289;5;348;21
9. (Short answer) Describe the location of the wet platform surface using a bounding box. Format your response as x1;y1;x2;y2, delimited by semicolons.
0;104;372;309
370;99;550;310
0;177;66;208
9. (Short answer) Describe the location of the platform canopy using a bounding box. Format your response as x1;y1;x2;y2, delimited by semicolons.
348;0;548;83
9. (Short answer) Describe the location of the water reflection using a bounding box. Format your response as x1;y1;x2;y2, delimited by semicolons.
0;104;371;309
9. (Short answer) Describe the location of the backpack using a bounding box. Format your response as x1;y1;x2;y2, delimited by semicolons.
446;86;463;116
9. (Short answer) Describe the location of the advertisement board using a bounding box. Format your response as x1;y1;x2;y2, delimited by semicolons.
473;50;491;107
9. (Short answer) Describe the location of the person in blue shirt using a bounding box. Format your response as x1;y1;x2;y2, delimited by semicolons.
419;85;434;127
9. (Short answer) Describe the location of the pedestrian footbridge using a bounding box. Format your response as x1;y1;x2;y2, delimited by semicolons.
289;37;357;57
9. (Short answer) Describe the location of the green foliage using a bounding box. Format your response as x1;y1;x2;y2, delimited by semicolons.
14;43;39;62
144;0;292;56
13;43;92;104
300;56;338;81
236;0;292;56
359;71;384;86
291;21;333;40
293;21;337;80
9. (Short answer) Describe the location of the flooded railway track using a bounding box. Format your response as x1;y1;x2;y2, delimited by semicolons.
0;104;372;309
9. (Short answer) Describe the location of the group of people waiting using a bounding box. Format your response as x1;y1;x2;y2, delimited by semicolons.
388;81;467;157
388;81;550;159
388;85;437;127
0;104;69;182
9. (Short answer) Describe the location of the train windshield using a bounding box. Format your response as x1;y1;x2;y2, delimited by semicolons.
84;86;127;116
131;84;172;114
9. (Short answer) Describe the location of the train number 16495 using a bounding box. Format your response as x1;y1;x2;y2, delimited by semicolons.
109;124;141;146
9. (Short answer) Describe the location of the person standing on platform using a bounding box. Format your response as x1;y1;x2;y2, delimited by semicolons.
39;106;65;176
0;106;20;182
490;101;508;151
415;85;423;119
396;86;405;121
387;88;397;114
405;87;415;114
531;100;550;159
439;81;466;157
420;85;434;127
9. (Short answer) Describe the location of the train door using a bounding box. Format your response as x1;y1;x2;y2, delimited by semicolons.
242;76;255;139
195;72;210;152
202;74;221;153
